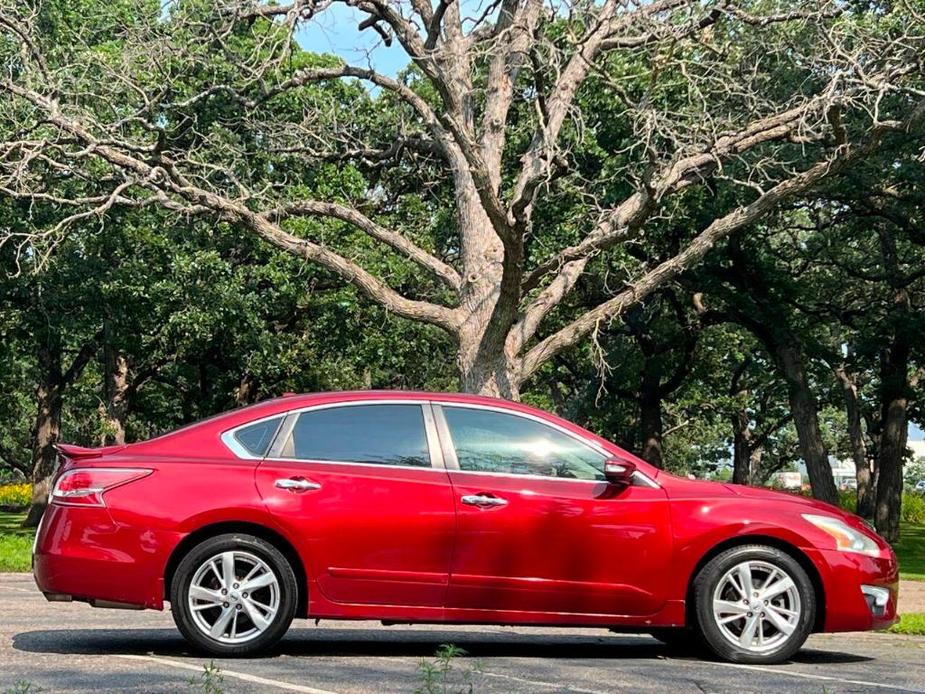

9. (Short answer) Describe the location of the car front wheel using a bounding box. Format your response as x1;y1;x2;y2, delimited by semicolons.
693;545;815;664
170;533;298;655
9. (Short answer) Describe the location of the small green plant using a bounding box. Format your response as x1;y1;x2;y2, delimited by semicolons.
834;490;925;526
415;644;482;694
188;662;224;694
903;492;925;525
4;681;40;694
888;613;925;636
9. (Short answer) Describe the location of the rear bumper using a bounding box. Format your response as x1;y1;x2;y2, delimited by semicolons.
810;547;899;632
33;503;179;610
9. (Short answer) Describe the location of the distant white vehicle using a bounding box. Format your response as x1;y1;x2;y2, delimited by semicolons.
773;471;803;490
915;480;925;493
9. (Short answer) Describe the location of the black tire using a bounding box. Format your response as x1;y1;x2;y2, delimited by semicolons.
692;545;815;664
170;533;298;656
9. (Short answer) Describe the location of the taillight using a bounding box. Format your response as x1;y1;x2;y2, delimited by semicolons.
51;468;153;507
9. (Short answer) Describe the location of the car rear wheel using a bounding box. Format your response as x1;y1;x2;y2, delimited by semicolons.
692;545;815;664
170;533;298;655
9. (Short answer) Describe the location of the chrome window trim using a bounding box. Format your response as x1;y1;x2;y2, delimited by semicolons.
221;396;659;487
220;413;285;460
433;401;660;489
245;456;448;473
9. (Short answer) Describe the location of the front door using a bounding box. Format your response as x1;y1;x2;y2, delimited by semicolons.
254;402;455;607
437;404;672;616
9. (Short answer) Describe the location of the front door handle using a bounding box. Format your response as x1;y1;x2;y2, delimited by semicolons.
461;494;507;508
275;477;321;492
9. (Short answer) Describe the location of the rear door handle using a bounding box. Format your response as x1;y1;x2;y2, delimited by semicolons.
461;494;507;508
275;477;321;492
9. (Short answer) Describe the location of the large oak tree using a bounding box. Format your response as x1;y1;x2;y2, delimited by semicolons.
2;0;925;517
2;0;923;399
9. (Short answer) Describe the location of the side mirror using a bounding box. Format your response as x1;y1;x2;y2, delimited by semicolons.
604;458;636;486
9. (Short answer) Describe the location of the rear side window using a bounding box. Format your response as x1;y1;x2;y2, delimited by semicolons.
233;416;283;457
284;404;431;467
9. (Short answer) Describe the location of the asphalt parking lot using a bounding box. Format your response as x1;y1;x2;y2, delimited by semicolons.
2;574;924;694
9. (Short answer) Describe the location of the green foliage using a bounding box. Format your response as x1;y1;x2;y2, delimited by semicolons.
836;492;925;527
904;494;925;526
188;662;224;694
894;523;925;582
0;484;30;509
415;645;482;694
888;613;925;636
3;681;41;694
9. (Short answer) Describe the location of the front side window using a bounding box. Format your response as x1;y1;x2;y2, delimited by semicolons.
283;404;431;467
442;406;606;480
232;416;284;457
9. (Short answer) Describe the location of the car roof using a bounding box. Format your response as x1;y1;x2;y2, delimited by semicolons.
110;389;658;481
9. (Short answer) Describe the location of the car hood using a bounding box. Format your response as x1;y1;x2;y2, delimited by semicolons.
722;482;860;520
664;475;848;514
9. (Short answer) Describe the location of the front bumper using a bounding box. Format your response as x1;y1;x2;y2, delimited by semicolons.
33;503;179;610
809;546;899;632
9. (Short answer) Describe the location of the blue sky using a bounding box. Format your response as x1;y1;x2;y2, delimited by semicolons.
297;5;408;76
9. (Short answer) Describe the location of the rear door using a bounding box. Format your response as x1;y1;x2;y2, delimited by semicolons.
253;401;456;607
437;404;672;617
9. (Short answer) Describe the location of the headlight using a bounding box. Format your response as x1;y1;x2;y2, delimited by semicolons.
803;514;881;557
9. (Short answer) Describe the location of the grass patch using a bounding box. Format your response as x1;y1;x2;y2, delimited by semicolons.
0;509;29;535
889;613;925;636
895;523;925;581
0;534;32;572
0;510;32;572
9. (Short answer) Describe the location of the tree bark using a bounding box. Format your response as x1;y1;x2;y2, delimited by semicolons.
638;373;665;468
101;341;129;446
834;366;874;518
775;344;839;505
23;334;99;528
874;336;911;542
235;373;259;406
23;344;64;527
731;409;754;485
873;225;915;543
458;344;520;400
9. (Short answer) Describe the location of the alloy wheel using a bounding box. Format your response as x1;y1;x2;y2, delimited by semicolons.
711;559;802;654
187;550;281;644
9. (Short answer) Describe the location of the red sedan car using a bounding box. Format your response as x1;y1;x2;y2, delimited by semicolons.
33;391;897;663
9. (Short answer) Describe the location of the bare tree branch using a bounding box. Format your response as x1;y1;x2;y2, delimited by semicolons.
521;104;925;379
262;200;462;291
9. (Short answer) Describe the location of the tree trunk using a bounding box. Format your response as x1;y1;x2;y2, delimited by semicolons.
875;340;910;543
638;373;664;468
458;346;520;400
23;346;64;528
834;366;874;518
775;344;838;504
731;409;753;485
235;372;259;406
101;344;129;446
855;454;875;520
